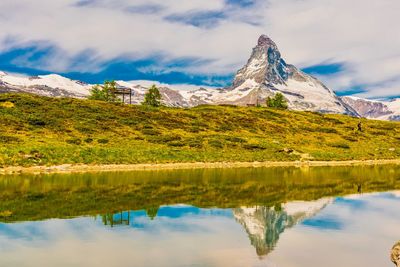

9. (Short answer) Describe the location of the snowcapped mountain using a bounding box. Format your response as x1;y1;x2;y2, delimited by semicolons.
233;198;332;257
342;96;400;121
227;35;357;114
0;72;91;98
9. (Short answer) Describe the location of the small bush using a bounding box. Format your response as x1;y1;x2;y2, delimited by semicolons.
317;127;338;134
148;134;182;144
329;142;350;149
141;128;160;136
84;138;94;143
28;115;46;126
0;135;20;143
187;139;203;148
342;136;358;142
243;143;267;150
167;141;185;147
66;138;82;145
98;139;109;144
225;136;246;143
208;140;224;148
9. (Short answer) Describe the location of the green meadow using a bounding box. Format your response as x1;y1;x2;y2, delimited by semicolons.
0;93;399;168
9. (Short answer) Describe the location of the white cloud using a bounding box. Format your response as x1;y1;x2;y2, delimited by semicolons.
0;0;399;98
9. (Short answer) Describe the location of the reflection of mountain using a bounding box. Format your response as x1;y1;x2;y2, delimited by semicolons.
233;198;332;257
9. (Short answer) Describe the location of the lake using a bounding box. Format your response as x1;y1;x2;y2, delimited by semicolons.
0;165;399;267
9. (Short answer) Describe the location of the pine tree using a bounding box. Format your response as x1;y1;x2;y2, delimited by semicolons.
266;93;288;109
142;85;162;107
89;80;119;102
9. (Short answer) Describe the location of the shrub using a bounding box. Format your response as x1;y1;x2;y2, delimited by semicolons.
329;142;350;149
98;138;109;144
0;135;20;143
187;139;203;148
225;136;246;143
243;143;267;150
167;141;185;147
66;138;82;145
208;140;224;148
28;115;46;126
141;128;160;136
84;138;94;143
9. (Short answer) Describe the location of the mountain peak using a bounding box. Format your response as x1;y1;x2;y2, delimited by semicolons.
230;34;357;115
257;34;277;48
232;34;286;88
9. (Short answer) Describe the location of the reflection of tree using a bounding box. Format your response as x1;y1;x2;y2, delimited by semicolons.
101;206;160;227
146;206;159;220
102;211;130;227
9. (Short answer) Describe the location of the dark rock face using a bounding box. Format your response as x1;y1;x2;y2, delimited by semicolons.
233;35;289;87
341;96;392;118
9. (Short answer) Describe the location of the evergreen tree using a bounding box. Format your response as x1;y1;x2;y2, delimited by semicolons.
266;93;288;109
89;80;119;102
142;85;162;107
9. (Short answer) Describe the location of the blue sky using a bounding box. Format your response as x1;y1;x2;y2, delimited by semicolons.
0;0;399;98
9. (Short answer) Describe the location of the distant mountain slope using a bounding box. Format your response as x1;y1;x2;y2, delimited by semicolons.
0;72;90;98
342;96;400;121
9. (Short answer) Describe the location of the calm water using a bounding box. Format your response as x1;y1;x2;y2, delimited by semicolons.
0;165;400;267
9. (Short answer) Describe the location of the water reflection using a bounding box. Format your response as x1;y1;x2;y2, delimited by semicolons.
0;165;400;266
0;192;400;267
233;198;331;257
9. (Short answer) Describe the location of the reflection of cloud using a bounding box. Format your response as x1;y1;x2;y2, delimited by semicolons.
267;192;400;267
0;207;259;267
1;193;400;267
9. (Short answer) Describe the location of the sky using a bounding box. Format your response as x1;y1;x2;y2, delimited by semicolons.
0;0;399;99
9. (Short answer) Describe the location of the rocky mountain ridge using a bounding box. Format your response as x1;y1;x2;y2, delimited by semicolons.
342;96;400;121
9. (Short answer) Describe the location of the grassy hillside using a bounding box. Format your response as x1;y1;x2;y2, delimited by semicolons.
0;93;399;167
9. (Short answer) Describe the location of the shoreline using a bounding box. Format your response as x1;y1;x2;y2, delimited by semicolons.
1;159;400;175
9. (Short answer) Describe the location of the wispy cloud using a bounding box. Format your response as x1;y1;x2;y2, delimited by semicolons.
0;0;399;98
